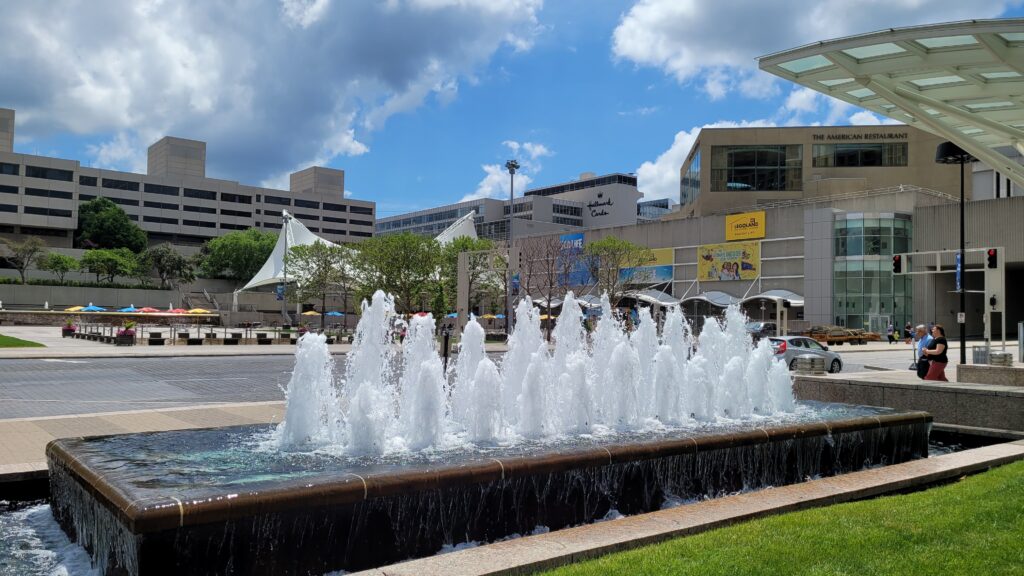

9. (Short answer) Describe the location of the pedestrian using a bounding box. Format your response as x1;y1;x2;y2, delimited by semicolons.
921;324;949;382
912;324;933;378
903;322;912;341
886;321;896;344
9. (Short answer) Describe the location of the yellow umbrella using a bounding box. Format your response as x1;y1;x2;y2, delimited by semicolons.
187;308;211;314
64;306;84;312
480;314;497;319
301;310;320;316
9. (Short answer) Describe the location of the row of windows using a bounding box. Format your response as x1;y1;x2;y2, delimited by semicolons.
1;162;19;176
813;143;908;168
184;188;216;200
25;188;73;200
220;222;248;230
525;174;637;198
79;194;139;207
552;216;583;226
18;226;68;238
79;175;97;187
710;145;803;192
553;204;583;217
183;219;216;229
0;203;15;212
324;215;346;224
26;165;74;182
184;204;216;214
144;215;178;225
221;208;251;218
144;200;178;210
145;183;179;196
23;206;73;218
350;205;373;215
324;202;348;212
295;199;320;209
295;213;319;221
350;230;372;237
322;228;347;235
103;178;139;191
681;150;701;206
350;219;373;227
265;195;291;206
0;184;18;194
221;192;251;204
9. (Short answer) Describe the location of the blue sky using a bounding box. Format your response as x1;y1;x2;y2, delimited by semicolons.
2;0;1022;218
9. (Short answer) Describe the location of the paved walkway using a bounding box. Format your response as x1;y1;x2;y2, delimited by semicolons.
0;401;284;481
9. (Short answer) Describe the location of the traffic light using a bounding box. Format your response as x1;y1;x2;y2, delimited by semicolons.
987;248;998;269
892;254;902;274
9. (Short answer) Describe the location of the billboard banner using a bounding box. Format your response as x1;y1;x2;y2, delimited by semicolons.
620;247;673;285
725;210;766;241
697;241;760;282
558;233;591;286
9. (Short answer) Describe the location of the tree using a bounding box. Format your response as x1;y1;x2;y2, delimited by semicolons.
582;236;654;307
199;228;277;286
0;237;46;284
353;233;440;314
439;236;495;315
38;252;79;284
76;197;148;252
80;248;140;284
145;243;196;289
285;241;354;331
517;234;581;340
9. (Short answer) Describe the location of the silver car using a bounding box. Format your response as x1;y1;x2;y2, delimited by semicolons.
768;336;844;373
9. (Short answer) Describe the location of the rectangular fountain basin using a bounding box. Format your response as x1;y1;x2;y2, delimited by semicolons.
47;404;931;576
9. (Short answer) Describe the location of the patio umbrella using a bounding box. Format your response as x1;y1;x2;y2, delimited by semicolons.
64;306;84;312
81;305;106;312
415;311;429;317
495;314;506;319
138;307;160;313
445;312;457;318
480;314;497;319
301;310;320;316
118;306;138;312
187;308;211;314
169;308;188;314
325;311;344;317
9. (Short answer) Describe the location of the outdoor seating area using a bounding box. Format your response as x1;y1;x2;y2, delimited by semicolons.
63;323;344;346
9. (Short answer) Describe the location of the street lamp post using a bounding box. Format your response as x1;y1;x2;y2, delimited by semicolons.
935;142;975;365
505;159;519;335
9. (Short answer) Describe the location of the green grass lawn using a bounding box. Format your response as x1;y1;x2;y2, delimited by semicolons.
542;459;1024;576
0;333;45;347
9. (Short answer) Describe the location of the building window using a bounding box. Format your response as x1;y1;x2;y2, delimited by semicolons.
144;183;180;196
323;215;347;224
832;214;912;331
23;206;73;218
102;178;140;191
264;195;290;206
25;165;74;182
79;175;98;187
349;230;372;237
295;199;320;209
0;184;17;194
350;205;373;215
184;188;217;200
92;196;139;207
221;208;252;218
183;219;217;228
306;226;320;233
264;221;281;228
322;228;347;235
681;149;701;205
143;215;179;225
349;218;373;227
219;222;248;230
812;143;908;168
0;203;17;213
25;188;74;200
18;226;67;237
295;213;319;221
184;204;217;214
324;202;347;212
220;192;252;204
0;162;19;176
710;145;802;192
143;200;178;210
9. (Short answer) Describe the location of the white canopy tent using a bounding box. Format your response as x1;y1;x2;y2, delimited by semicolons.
231;211;338;311
434;211;478;246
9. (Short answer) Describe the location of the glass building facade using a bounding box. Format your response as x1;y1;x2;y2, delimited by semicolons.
710;145;802;192
681;150;700;206
832;213;912;332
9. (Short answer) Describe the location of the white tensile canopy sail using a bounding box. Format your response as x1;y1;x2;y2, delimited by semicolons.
434;211;477;246
238;211;338;293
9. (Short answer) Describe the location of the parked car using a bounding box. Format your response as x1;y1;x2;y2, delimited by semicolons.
745;321;777;340
768;336;844;373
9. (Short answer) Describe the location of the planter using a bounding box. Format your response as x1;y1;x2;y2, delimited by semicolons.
115;335;136;347
62;328;76;338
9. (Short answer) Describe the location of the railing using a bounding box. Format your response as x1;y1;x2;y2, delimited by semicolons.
714;184;960;215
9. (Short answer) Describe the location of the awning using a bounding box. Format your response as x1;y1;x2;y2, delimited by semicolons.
740;289;804;308
680;291;740;308
622;288;678;307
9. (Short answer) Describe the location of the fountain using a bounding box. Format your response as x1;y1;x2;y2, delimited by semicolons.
46;290;931;575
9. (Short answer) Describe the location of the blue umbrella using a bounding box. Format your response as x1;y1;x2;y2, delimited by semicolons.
445;312;457;318
118;306;138;313
495;313;506;319
82;305;106;312
325;311;344;316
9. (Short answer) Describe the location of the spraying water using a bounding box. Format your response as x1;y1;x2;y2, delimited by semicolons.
278;291;795;456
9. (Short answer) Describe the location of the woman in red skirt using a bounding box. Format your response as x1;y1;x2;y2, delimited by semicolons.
922;324;949;382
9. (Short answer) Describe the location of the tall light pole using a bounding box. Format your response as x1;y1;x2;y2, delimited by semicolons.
935;142;975;365
505;159;519;335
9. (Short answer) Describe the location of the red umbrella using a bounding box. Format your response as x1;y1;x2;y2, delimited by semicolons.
138;307;160;313
415;311;429;317
169;308;188;314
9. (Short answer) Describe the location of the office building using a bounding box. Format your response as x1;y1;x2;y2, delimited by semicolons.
0;108;375;248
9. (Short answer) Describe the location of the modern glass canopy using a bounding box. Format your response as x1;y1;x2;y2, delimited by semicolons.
759;19;1024;188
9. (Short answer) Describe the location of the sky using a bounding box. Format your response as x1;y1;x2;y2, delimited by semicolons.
2;0;1022;218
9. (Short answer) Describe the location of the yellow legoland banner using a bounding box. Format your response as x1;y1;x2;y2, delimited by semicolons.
697;241;760;282
725;211;766;241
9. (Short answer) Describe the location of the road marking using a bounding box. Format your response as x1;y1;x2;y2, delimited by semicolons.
40;359;89;364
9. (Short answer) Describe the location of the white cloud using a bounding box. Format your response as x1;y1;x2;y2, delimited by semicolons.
461;139;551;201
849;110;904;126
617;106;659;117
613;0;1016;100
636;119;777;201
0;0;543;183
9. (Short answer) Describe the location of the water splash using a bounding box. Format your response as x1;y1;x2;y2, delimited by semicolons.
276;333;341;451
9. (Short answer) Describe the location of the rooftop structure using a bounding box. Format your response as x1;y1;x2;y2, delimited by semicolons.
758;18;1024;189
